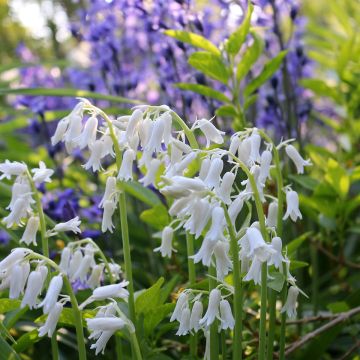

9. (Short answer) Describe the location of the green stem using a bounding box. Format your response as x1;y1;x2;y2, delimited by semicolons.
115;336;123;360
51;333;59;360
186;232;197;358
221;331;227;360
26;170;49;258
223;206;243;360
266;290;276;360
209;266;219;360
259;263;268;360
170;111;199;149
130;332;143;360
279;263;288;360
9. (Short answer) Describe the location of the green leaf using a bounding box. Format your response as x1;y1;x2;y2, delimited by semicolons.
288;174;319;191
226;3;253;55
0;87;141;104
144;303;175;336
215;105;237;117
243;94;258;110
325;158;350;198
287;232;313;256
0;336;21;360
0;299;21;314
122;182;161;207
135;278;165;315
175;83;230;103
267;272;285;292
164;30;220;56
299;79;341;103
188;52;229;85
289;260;309;270
140;204;170;230
236;32;264;81
244;50;287;97
12;329;40;353
327;301;349;314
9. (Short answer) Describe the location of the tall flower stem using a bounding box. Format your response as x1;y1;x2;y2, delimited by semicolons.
29;253;87;360
94;107;136;324
227;153;268;360
51;335;59;360
258;131;285;360
223;205;243;360
279;263;288;360
26;171;49;259
209;265;219;360
186;232;197;357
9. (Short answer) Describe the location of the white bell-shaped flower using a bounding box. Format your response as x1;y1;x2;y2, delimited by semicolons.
87;264;104;289
194;119;225;148
9;262;29;299
229;136;241;157
91;281;129;300
246;227;274;262
64;114;83;153
199;157;211;180
243;256;263;285
205;206;226;243
38;275;63;314
189;300;203;332
138;117;153;149
83;140;104;172
21;267;47;309
216;172;235;204
2;197;29;228
266;201;278;228
214;241;232;281
192;237;218;267
51;118;69;146
184;197;212;238
228;194;244;224
283;190;302;222
176;307;191;336
59;247;72;274
268;237;285;269
170;292;189;322
139;158;161;186
118;148;136;181
100;133;115;158
7;180;32;211
249;130;261;163
72;254;93;281
38;302;63;337
0;160;27;180
162;111;173;146
0;248;30;273
154;226;175;258
259;150;272;184
285;145;311;174
101;200;117;233
219;299;235;330
204;157;223;189
53;216;81;234
31;161;54;184
171;151;197;176
200;288;221;327
238;137;252;165
125;109;143;142
74;115;98;150
68;249;83;279
281;286;299;318
20;216;39;246
90;330;113;355
145;116;165;153
99;176;118;208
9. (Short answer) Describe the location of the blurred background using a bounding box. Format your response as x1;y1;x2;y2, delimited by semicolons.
0;0;360;358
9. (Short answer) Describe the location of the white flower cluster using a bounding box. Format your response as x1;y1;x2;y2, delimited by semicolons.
51;101;310;337
170;288;235;337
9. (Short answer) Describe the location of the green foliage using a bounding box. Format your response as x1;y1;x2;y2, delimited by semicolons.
175;83;230;103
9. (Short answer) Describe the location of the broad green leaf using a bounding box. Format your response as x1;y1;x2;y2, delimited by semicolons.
327;301;349;314
299;79;341;103
140;204;169;230
175;83;230;103
288;174;319;191
244;50;287;97
188;52;229;85
135;277;164;315
226;3;253;55
144;303;175;336
0;87;141;104
0;299;21;314
324;158;350;198
215;105;237;117
12;329;40;353
0;336;21;360
236;32;264;81
164;30;220;56
287;232;312;256
122;182;161;207
289;260;309;270
267;272;285;292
